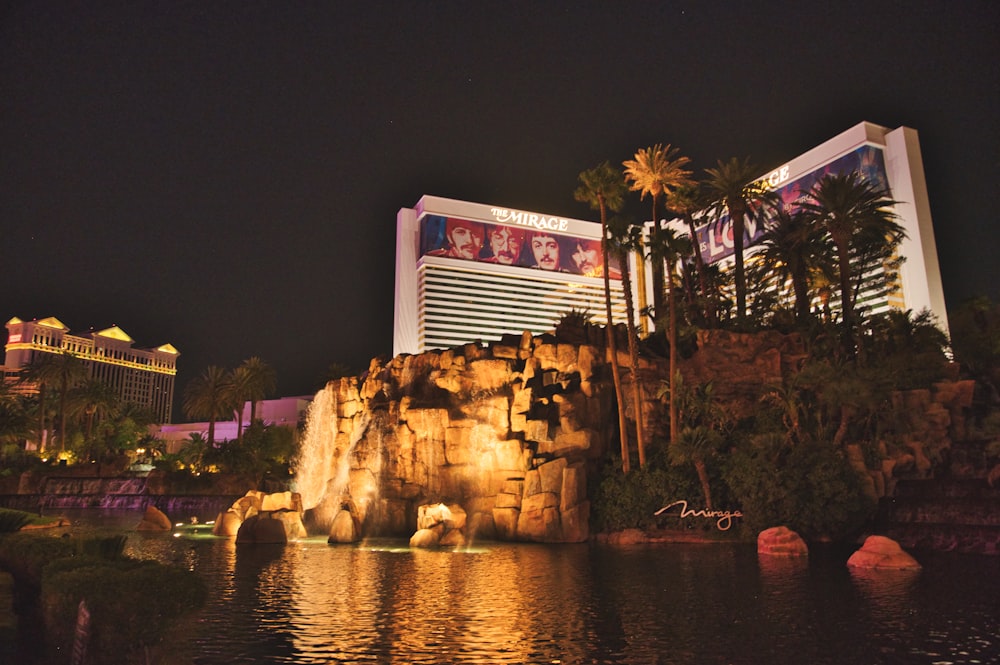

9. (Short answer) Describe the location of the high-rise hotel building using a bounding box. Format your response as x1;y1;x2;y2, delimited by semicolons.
3;316;179;423
394;196;628;356
394;124;950;356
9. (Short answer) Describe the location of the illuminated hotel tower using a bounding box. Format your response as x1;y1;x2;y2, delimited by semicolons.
394;196;628;356
3;316;179;423
655;122;949;335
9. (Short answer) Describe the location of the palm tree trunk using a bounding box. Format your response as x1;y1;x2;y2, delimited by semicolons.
732;205;747;322
598;196;631;474
650;197;665;320
619;247;646;472
668;270;679;447
834;236;855;352
694;457;713;510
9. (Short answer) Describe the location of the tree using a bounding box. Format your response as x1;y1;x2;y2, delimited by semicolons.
69;379;120;443
237;357;276;424
650;226;693;446
666;184;716;325
608;215;649;469
183;366;235;447
799;172;905;352
23;352;88;452
623;144;695;323
704;157;777;323
753;207;831;323
575;162;632;473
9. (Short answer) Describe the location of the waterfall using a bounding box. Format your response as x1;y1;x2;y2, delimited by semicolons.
293;383;373;532
294;385;340;511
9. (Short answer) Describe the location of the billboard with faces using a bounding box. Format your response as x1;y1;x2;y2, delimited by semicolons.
695;144;890;265
419;215;622;279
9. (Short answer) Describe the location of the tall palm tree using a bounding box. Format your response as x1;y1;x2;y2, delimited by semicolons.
25;352;87;451
183;366;234;447
608;215;649;469
704;157;777;323
574;162;632;473
623;144;695;324
799;172;905;351
239;357;277;424
754;207;831;323
69;378;120;442
658;227;693;446
666;183;715;325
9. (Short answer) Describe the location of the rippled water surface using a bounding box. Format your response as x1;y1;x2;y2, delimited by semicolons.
44;510;1000;664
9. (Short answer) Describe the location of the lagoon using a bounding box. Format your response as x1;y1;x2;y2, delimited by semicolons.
23;509;1000;664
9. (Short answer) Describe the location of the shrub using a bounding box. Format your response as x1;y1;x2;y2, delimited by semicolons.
723;435;875;540
0;508;32;533
41;558;207;664
592;456;702;532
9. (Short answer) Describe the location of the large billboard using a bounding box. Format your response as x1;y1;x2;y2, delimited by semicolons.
419;215;621;279
695;145;890;265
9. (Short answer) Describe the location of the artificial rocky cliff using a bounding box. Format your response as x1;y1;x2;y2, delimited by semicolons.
296;326;982;546
298;331;639;543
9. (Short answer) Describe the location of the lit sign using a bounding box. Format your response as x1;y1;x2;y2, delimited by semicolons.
490;207;571;233
655;499;743;531
762;164;790;189
7;333;21;343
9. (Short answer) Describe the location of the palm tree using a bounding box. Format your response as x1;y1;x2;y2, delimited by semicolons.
608;215;649;469
183;366;234;447
799;172;905;351
650;226;693;446
24;352;87;451
754;207;831;323
238;357;277;424
69;378;120;442
666;183;716;325
574;162;632;473
704;157;777;323
623;144;695;323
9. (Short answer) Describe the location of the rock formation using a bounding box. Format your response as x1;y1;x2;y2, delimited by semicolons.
847;535;921;570
135;505;172;531
757;526;809;556
214;490;305;541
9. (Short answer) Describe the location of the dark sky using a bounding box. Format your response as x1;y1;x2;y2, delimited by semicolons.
2;1;998;405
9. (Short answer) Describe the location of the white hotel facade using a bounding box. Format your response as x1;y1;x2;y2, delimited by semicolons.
393;196;628;356
394;122;949;356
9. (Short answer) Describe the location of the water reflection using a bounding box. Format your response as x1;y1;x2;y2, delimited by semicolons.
31;512;1000;665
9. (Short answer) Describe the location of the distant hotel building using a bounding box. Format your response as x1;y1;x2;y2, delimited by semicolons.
394;196;628;356
3;316;179;423
659;122;949;334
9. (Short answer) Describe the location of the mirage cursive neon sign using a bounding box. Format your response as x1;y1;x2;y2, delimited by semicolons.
655;500;744;531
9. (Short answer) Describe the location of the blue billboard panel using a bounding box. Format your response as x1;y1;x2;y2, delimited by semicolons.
696;145;889;265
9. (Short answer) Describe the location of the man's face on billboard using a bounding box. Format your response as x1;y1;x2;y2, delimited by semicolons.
447;223;483;260
531;234;560;270
571;240;600;275
488;227;522;265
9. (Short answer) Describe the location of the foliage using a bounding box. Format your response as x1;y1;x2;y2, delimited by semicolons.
592;457;702;532
0;508;32;533
723;434;875;540
949;296;1000;407
41;557;207;664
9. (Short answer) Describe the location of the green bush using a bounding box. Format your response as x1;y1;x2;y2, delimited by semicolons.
0;508;33;533
591;456;702;532
723;436;875;540
41;558;207;664
0;532;77;588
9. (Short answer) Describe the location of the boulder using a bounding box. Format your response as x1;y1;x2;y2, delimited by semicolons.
236;515;287;545
328;509;359;543
757;526;808;556
136;505;172;531
409;528;441;548
847;536;921;570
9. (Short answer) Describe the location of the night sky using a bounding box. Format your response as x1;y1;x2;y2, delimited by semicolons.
2;1;997;406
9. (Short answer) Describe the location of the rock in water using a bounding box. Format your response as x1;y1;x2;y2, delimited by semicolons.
136;505;172;531
758;526;809;556
847;536;921;570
